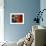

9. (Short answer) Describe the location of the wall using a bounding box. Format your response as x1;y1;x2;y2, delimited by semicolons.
4;0;40;42
0;0;4;42
40;0;46;27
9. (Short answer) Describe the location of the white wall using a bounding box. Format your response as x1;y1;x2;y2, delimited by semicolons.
0;0;4;42
40;0;46;27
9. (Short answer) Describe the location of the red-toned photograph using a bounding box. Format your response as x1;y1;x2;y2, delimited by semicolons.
10;13;24;24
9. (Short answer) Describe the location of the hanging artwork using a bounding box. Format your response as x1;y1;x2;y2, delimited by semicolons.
10;13;24;24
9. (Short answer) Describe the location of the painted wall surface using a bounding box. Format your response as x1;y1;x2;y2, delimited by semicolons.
0;0;4;42
4;0;40;42
40;0;46;27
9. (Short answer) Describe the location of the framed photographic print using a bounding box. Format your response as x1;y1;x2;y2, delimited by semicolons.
10;13;24;24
